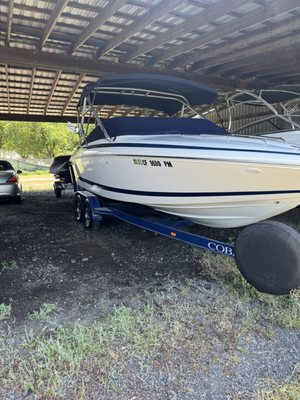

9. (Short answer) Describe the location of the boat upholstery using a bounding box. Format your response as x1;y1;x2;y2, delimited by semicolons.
86;117;229;143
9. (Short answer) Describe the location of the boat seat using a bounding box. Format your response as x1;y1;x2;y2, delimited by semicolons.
85;117;229;143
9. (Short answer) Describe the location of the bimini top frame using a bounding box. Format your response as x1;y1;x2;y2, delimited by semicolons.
76;73;218;142
224;88;300;134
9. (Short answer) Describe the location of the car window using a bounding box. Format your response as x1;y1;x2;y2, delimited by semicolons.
0;161;14;171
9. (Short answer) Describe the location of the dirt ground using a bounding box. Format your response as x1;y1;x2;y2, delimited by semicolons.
0;188;220;320
0;185;299;399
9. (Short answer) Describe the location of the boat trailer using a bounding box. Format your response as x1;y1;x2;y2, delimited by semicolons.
74;190;300;296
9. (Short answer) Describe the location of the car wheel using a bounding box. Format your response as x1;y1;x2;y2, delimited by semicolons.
12;195;22;204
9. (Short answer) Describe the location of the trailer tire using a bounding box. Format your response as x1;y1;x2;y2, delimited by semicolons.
55;188;62;198
75;195;83;222
83;200;100;231
235;221;300;295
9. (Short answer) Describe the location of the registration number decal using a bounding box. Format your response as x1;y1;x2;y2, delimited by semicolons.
133;159;173;168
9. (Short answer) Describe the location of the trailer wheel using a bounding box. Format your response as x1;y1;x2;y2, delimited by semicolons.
235;221;300;295
55;187;62;198
83;200;100;231
75;195;83;222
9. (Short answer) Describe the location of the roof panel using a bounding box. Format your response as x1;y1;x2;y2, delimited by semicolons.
0;0;299;119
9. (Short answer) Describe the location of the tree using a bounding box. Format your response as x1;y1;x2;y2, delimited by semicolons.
0;122;78;158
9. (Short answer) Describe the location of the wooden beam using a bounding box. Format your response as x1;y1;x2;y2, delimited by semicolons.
6;0;14;46
150;0;300;68
70;0;127;55
5;65;10;113
121;0;249;63
39;0;69;50
61;73;85;116
0;46;234;89
0;113;77;123
45;70;62;114
27;68;36;114
94;0;182;59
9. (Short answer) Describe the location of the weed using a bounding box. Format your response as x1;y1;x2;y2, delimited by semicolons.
0;280;299;399
0;303;11;320
259;289;300;330
1;261;17;271
29;303;59;321
256;364;300;400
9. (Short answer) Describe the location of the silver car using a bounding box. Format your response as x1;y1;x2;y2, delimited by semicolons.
0;160;22;203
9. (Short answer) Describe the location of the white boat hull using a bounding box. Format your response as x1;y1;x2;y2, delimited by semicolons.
70;134;300;228
263;129;300;147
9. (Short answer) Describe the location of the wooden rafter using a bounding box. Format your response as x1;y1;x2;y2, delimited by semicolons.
108;105;121;118
39;0;69;50
5;65;10;113
123;106;135;117
27;68;36;114
45;70;62;114
121;0;249;63
61;73;85;116
206;50;297;82
189;16;300;73
6;0;14;46
94;0;182;60
168;0;300;69
202;39;300;76
243;60;299;80
70;0;127;55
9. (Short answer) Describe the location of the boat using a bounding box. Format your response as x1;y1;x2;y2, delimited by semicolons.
218;86;300;145
49;154;72;183
69;74;300;229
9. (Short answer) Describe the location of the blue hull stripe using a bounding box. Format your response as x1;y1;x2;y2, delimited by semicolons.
79;176;300;197
86;142;300;157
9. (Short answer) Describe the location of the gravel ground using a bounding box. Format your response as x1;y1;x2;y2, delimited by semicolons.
0;188;299;399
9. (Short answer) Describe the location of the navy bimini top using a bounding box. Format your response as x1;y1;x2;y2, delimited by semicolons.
79;73;218;115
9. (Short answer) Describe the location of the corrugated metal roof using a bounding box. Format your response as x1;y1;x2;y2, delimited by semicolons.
0;0;299;121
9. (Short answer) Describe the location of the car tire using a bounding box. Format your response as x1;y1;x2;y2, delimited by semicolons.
12;195;22;204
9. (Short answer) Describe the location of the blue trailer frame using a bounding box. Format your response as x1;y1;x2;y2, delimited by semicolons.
74;189;300;295
76;190;235;258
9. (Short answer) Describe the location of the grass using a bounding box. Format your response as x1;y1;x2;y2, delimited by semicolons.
0;303;11;321
21;170;50;176
198;251;300;330
1;299;198;397
0;260;17;271
29;303;60;321
1;273;299;399
21;172;54;192
256;364;300;400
